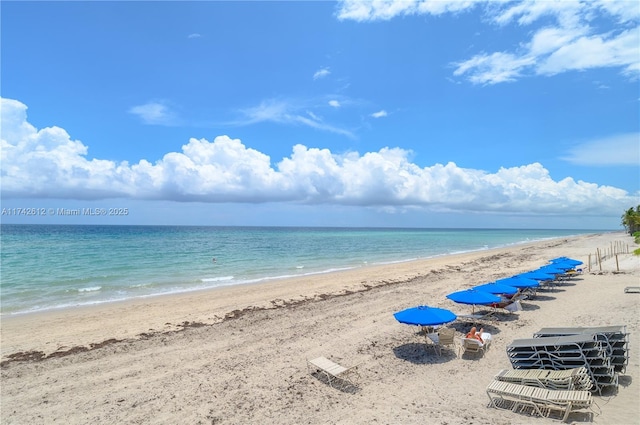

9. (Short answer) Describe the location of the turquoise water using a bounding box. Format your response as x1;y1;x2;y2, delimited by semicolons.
0;225;602;315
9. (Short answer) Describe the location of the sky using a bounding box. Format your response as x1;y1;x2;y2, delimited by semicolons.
1;0;639;229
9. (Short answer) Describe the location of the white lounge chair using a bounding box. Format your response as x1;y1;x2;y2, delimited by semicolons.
494;367;592;391
457;310;495;325
427;327;456;356
459;332;492;358
486;379;596;422
307;356;360;389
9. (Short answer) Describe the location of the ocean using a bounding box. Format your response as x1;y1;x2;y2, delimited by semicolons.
0;225;603;315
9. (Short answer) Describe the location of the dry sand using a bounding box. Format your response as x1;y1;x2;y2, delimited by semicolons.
1;231;639;424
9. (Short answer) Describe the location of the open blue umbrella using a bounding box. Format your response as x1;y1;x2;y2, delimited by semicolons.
394;306;457;348
473;282;518;296
538;264;570;273
495;276;541;288
393;305;457;327
447;288;500;314
551;257;582;266
547;261;580;272
447;288;501;305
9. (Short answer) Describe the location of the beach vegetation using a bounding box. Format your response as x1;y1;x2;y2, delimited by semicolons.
633;232;640;255
621;205;640;236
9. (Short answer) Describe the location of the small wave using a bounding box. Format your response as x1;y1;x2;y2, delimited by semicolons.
201;276;234;283
296;265;304;269
78;286;102;292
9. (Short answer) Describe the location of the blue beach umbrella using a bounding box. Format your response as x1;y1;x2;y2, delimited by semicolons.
473;282;518;296
495;276;541;288
551;257;583;266
539;264;572;272
548;261;580;272
447;288;501;314
393;306;457;327
538;263;573;272
446;288;501;305
548;263;575;271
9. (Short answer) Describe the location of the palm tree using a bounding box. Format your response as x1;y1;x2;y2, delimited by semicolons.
621;205;640;235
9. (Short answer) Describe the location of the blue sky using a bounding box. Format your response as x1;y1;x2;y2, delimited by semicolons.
1;0;639;229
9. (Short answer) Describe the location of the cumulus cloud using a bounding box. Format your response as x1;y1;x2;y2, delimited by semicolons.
1;97;636;216
128;101;179;125
371;110;388;118
187;33;202;39
561;133;640;166
337;0;640;84
328;100;341;108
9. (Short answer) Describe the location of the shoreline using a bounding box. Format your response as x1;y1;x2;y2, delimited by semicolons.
0;227;610;317
0;231;622;360
1;231;638;424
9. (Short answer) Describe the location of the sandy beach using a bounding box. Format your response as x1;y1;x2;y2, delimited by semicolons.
1;231;639;424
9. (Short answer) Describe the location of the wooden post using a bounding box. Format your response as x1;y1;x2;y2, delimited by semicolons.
597;248;602;271
588;254;592;272
615;254;619;272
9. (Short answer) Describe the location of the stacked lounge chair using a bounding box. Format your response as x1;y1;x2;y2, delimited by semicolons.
533;326;630;374
486;379;595;422
506;334;618;394
494;367;592;391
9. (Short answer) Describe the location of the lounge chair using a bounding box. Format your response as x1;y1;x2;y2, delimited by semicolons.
506;334;618;394
457;310;495;325
494;367;592;391
427;327;456;356
486;379;596;422
491;299;523;314
307;356;360;390
459;332;491;358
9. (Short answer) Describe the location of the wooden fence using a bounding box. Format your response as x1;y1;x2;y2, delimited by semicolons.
587;240;631;272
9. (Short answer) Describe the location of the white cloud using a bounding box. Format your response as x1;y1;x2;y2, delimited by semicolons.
236;98;355;138
338;0;640;84
537;29;640;76
2;97;636;216
313;68;331;80
128;101;178;125
453;52;536;85
371;110;388;118
561;133;640;166
336;0;476;21
187;33;202;39
328;100;341;108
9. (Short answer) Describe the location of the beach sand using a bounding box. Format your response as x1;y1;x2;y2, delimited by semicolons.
1;231;639;424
